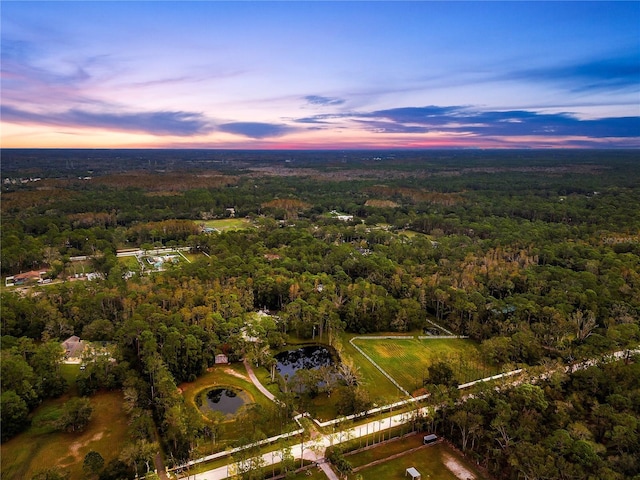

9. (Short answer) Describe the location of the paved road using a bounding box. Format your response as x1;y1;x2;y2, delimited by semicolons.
154;453;170;480
187;409;419;480
181;348;640;480
243;359;279;403
318;461;340;480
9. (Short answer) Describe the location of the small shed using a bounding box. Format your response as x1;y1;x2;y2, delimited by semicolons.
406;467;421;480
215;354;229;364
424;434;438;444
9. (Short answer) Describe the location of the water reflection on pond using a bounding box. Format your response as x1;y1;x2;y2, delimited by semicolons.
275;345;334;377
198;388;246;416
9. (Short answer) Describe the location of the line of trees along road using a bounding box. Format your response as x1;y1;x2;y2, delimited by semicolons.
1;151;639;478
427;357;640;480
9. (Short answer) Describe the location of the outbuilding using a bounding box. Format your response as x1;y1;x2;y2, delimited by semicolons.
405;467;421;480
423;434;438;444
215;354;229;364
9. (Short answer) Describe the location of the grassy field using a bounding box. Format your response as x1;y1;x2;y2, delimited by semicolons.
198;218;254;231
397;229;432;239
1;388;129;480
344;435;489;480
117;255;139;270
339;334;403;403
287;467;328;480
352;337;500;394
179;362;298;457
180;363;259;418
182;252;200;262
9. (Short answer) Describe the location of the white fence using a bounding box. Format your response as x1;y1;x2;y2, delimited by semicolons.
349;337;410;396
171;427;304;472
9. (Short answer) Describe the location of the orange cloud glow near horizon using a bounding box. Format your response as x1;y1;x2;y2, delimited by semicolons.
2;2;638;150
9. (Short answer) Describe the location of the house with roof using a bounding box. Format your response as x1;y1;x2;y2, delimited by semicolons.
62;335;86;361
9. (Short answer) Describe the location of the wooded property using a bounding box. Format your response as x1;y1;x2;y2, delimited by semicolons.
1;149;639;480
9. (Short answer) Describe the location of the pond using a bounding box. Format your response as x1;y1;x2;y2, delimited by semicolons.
197;388;246;416
275;345;334;378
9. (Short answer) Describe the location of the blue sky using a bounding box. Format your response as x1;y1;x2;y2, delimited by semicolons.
2;1;639;148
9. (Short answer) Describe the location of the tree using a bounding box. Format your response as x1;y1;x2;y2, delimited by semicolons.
336;385;372;416
338;359;361;387
31;468;70;480
327;448;353;479
450;409;484;452
425;360;458;387
571;309;598;343
1;390;30;441
98;459;133;480
56;397;93;432
119;440;158;477
480;336;513;365
509;441;559;480
83;451;105;478
31;341;67;399
82;319;116;342
276;440;296;478
1;351;39;408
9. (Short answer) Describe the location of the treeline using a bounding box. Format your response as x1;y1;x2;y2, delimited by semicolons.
0;339;68;440
3;215;639;363
4;152;639;276
430;358;640;479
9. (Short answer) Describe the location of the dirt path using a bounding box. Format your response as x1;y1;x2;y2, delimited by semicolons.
152;424;170;480
443;452;476;480
154;453;170;480
62;432;104;467
222;366;248;381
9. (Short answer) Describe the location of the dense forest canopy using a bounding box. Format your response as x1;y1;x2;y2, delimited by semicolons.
1;149;639;479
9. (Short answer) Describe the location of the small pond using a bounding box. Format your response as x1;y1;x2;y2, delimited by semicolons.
197;388;246;416
275;345;334;378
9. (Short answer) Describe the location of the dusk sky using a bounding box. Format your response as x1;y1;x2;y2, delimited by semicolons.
2;1;639;149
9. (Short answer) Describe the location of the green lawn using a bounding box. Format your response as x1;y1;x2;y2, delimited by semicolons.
117;255;139;270
397;229;432;239
287;467;328;480
345;438;489;480
1;390;130;480
345;432;425;468
182;252;200;262
352;337;500;393
339;334;403;403
179;363;298;457
198;218;254;231
180;363;260;413
253;364;285;398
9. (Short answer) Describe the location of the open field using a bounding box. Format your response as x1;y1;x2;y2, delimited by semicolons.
352;337;501;393
118;257;140;270
344;435;489;480
117;255;139;270
0;390;129;480
397;229;432;239
339;334;403;402
198;218;254;231
182;252;200;262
